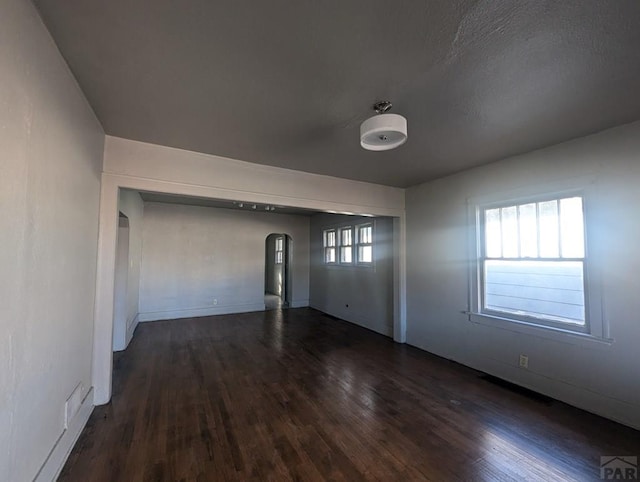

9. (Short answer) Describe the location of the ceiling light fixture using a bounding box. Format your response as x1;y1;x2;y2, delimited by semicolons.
360;101;407;151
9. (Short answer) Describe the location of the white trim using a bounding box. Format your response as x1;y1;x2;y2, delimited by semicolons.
125;313;139;346
466;177;606;341
138;303;266;322
355;222;374;265
33;388;94;482
393;215;407;343
467;312;613;349
338;226;354;264
109;172;404;218
322;219;378;268
467;175;597;208
103;136;405;214
322;228;337;265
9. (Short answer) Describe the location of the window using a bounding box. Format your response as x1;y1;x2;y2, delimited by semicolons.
323;222;375;266
323;229;336;263
478;195;587;331
275;237;283;264
357;224;373;263
339;227;353;263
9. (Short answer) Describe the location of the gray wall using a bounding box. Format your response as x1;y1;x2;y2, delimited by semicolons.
114;189;144;349
310;214;394;337
0;0;104;479
112;219;130;351
139;203;310;320
405;121;640;429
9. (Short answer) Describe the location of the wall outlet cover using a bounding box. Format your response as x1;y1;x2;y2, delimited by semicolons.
519;354;529;369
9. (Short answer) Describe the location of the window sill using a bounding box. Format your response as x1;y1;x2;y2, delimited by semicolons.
324;263;375;270
466;312;614;349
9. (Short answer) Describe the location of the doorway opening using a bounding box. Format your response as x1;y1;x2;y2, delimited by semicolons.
264;233;292;310
112;212;130;351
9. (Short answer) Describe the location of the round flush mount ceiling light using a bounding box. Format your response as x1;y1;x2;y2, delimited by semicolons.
360;101;407;151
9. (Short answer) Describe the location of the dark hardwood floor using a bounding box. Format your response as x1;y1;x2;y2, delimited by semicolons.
60;308;640;481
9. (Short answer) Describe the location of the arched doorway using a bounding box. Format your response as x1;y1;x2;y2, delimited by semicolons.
264;233;292;310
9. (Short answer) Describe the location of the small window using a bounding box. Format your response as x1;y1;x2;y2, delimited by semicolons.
357;224;373;263
275;237;283;264
323;229;336;264
479;196;587;329
339;227;353;263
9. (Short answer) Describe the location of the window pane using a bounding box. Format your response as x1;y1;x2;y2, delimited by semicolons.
276;238;283;250
484;259;585;324
325;247;335;263
518;203;538;258
341;246;352;263
501;206;519;257
341;228;352;246
359;225;372;244
485;208;502;258
324;230;335;247
359;245;372;263
560;197;584;258
538;200;559;258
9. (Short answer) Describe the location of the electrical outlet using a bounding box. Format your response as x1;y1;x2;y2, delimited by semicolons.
213;299;218;305
519;354;529;369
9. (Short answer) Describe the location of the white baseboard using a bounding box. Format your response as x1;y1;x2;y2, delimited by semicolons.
290;299;309;308
34;387;94;482
125;313;139;346
138;302;266;322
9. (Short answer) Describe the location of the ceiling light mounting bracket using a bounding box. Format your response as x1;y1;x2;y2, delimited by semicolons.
373;101;393;114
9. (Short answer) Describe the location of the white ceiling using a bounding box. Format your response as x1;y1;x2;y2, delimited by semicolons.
34;0;640;187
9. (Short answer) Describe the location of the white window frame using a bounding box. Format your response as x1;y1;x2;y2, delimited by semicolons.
468;181;608;344
323;229;336;264
356;223;373;264
339;226;354;264
322;220;376;268
275;237;283;265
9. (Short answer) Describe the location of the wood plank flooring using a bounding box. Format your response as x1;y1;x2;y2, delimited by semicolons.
60;308;640;481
